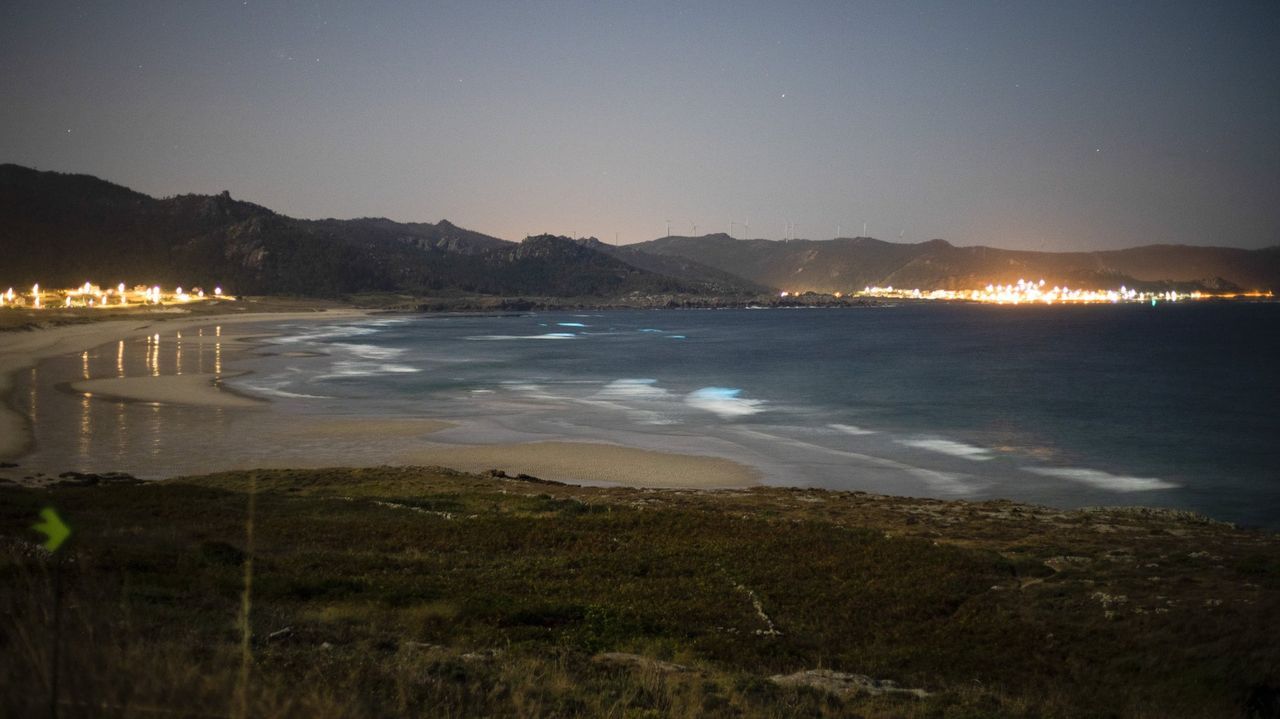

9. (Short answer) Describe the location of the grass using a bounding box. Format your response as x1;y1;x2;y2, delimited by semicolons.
1;466;1277;717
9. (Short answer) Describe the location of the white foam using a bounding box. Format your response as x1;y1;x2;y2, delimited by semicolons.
898;438;994;461
594;379;672;400
828;423;877;436
557;322;587;327
312;361;421;379
333;342;407;360
732;427;980;496
465;333;577;340
235;382;330;399
685;387;765;418
275;324;380;343
1025;467;1178;492
500;382;564;400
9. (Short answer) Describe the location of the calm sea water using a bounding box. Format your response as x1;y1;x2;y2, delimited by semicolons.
226;303;1279;528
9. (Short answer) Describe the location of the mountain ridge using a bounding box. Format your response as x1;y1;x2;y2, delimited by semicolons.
4;163;1276;297
0;164;758;298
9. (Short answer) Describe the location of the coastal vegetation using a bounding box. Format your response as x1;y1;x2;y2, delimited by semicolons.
3;467;1276;717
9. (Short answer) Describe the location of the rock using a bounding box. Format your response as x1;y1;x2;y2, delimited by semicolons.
769;669;930;699
592;652;694;674
54;471;142;486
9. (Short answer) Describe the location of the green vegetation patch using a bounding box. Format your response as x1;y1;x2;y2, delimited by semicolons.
1;467;1277;717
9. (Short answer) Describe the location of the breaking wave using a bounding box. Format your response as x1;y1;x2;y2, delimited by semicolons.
898;438;994;461
685;387;765;418
1025;467;1178;492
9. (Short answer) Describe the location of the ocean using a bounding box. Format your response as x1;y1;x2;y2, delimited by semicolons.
13;303;1279;528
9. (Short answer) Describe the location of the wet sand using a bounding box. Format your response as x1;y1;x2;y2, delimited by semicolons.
68;373;265;408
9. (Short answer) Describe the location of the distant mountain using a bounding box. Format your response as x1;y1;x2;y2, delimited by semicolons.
0;165;753;298
573;237;771;295
632;234;1280;293
8;163;1272;299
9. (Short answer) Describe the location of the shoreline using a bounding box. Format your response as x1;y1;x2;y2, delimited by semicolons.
0;309;761;491
5;305;1269;521
0;307;371;459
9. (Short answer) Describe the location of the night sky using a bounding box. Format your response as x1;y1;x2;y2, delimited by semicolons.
2;1;1277;250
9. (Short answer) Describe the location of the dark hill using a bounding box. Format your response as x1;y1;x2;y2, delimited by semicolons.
0;165;746;298
575;236;770;295
633;234;1280;293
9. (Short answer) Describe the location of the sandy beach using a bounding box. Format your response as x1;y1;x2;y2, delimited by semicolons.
0;307;368;458
1;308;760;490
400;440;758;488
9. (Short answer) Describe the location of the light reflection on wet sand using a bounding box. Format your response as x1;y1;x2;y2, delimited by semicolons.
15;325;235;476
10;324;436;479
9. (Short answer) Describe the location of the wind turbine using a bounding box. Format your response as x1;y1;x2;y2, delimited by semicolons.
729;220;736;238
665;219;671;238
862;221;867;237
743;218;749;239
691;222;698;236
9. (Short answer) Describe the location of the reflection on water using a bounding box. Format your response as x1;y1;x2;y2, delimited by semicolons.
114;394;127;459
147;333;160;376
149;403;162;459
79;392;92;458
27;367;37;428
